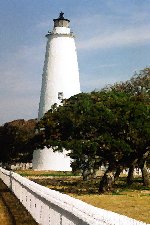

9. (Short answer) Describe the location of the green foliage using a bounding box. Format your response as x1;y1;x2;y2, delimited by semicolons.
35;68;150;191
107;67;150;176
0;119;37;163
36;89;149;171
108;67;150;97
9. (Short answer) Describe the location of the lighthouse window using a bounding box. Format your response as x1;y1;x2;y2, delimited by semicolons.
58;92;63;100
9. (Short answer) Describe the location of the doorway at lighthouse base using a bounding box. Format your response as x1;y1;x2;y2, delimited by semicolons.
32;147;72;171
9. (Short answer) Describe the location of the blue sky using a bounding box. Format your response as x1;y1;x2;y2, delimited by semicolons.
0;0;150;124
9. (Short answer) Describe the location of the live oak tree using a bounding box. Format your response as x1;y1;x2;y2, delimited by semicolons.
107;67;150;186
108;67;150;96
36;88;150;192
0;119;37;166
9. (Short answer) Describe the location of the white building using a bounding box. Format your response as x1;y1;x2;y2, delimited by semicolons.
32;12;80;170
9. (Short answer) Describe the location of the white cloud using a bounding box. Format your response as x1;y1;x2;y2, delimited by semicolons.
35;20;50;29
0;44;44;124
0;69;40;96
80;73;120;92
77;25;150;50
0;96;38;125
13;44;45;62
95;63;118;69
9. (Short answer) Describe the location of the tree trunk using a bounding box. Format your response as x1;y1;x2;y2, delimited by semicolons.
99;169;115;193
82;168;96;181
114;166;123;180
127;165;134;185
141;161;150;187
82;169;90;181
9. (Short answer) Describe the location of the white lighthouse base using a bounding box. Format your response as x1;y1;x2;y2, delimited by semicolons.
32;147;72;171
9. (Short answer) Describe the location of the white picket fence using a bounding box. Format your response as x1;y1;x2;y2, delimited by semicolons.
0;167;149;225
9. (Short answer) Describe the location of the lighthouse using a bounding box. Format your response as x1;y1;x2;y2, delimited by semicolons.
32;12;80;170
38;12;80;119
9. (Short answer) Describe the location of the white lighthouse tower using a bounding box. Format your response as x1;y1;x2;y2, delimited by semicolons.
32;12;80;171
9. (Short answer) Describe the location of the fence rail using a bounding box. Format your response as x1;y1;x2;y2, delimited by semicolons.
0;167;149;225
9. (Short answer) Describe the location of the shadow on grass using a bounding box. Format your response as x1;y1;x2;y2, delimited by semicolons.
114;177;150;193
31;176;150;196
31;177;100;195
0;179;38;225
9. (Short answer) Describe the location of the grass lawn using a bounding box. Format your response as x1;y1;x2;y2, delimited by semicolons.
0;179;38;225
17;170;150;224
0;197;11;225
75;191;150;224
